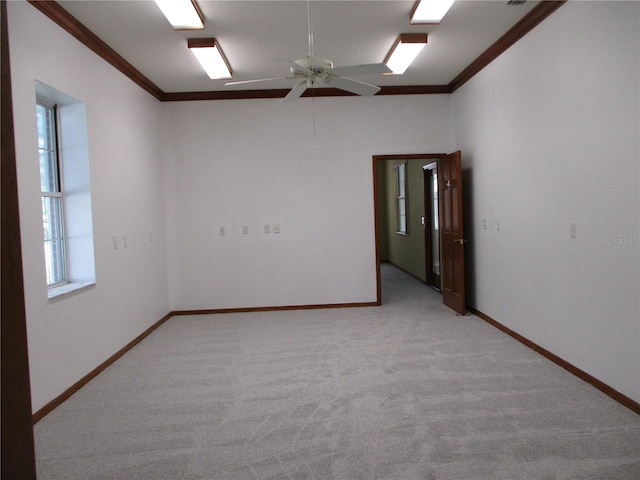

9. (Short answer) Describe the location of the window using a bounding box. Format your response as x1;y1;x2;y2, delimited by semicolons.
36;81;96;299
37;101;67;286
396;162;407;234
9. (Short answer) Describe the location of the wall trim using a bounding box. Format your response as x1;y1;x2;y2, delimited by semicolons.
162;85;451;102
32;312;174;424
27;0;164;100
32;301;378;422
172;301;380;316
448;0;567;92
470;308;640;416
32;302;640;423
26;0;565;102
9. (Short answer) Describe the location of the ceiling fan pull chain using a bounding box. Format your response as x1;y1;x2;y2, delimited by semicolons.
312;88;317;147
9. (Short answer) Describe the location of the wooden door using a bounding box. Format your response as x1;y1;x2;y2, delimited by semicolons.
439;151;466;314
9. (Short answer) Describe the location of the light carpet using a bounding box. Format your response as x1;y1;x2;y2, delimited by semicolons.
34;264;640;479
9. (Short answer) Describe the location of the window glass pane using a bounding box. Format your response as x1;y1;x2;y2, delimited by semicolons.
397;164;405;197
37;103;58;193
36;104;48;148
39;149;58;193
38;100;67;286
398;200;406;217
396;163;407;233
42;196;66;285
399;216;406;234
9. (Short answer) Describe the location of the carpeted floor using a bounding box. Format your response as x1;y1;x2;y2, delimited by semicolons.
34;264;640;479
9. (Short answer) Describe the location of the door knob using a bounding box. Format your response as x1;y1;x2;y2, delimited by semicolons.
454;238;466;245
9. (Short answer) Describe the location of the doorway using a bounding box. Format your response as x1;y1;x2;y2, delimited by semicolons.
373;153;442;303
373;152;466;314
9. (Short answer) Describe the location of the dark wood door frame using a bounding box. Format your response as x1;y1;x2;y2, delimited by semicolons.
372;153;445;304
1;0;39;477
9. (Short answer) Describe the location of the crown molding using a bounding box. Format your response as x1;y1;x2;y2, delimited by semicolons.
448;0;567;92
162;84;452;102
27;1;566;102
27;0;164;100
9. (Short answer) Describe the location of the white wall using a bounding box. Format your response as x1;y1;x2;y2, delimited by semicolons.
162;95;454;310
10;0;639;412
453;1;640;402
8;1;170;412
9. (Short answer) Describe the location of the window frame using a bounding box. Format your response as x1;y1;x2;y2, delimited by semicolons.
37;100;69;288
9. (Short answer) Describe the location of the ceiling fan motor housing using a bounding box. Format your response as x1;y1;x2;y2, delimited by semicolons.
292;55;334;76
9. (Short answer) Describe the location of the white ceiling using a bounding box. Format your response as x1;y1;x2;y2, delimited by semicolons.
57;0;540;94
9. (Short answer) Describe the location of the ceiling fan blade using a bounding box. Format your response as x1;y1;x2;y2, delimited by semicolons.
225;76;295;86
273;58;312;74
326;76;381;97
331;63;392;77
281;80;308;103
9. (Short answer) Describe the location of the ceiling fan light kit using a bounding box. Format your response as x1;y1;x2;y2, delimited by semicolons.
384;33;429;75
188;38;232;80
153;0;204;30
410;0;456;24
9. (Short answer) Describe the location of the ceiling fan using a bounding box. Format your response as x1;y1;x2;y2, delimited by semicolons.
225;0;391;102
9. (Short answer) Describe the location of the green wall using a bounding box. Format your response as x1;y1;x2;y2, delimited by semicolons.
379;158;434;282
376;162;389;261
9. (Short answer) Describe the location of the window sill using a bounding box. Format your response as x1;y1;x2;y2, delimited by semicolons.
48;281;95;301
395;231;408;236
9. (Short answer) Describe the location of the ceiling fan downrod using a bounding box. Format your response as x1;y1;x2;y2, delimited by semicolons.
307;0;314;58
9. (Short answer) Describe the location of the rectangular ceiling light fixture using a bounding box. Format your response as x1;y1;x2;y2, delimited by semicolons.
410;0;455;24
384;34;428;74
188;38;233;79
154;0;204;30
